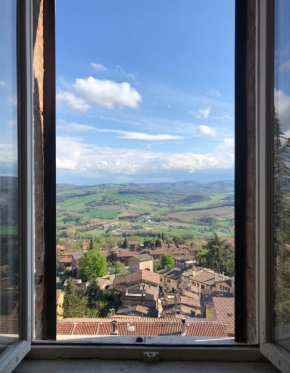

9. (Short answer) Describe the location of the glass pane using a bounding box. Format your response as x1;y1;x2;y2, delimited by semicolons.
0;0;19;355
273;0;290;352
56;0;235;342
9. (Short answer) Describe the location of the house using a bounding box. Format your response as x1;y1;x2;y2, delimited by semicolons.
71;251;85;276
116;285;162;318
128;254;153;272
211;297;235;336
56;245;65;254
112;270;160;290
157;267;182;293
129;241;143;251
56;255;75;273
56;289;64;322
161;293;203;318
57;318;228;337
142;246;192;259
111;249;136;265
180;266;234;298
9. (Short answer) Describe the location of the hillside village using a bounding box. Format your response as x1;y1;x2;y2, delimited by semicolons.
56;236;235;338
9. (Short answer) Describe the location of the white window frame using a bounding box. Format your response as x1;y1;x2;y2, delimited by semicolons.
0;0;34;372
258;0;290;372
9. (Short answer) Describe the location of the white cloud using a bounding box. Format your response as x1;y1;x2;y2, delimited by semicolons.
0;143;17;164
91;62;108;72
274;89;290;129
206;89;221;98
198;125;216;137
0;81;7;87
98;129;182;141
189;107;211;119
57;120;95;132
57;77;142;112
57;90;90;112
57;120;182;141
213;114;232;120
56;136;234;176
280;59;290;71
115;65;138;83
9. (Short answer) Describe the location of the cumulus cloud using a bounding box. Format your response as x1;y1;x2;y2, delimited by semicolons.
189;107;211;119
57;90;90;112
206;89;221;98
198;125;216;137
91;62;108;72
56;136;234;176
57;77;142;112
274;89;290;130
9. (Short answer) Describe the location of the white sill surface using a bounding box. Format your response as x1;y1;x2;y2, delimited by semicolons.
14;360;279;373
55;335;236;345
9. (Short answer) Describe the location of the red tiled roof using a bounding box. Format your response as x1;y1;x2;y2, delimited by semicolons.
112;270;160;287
57;255;73;264
213;297;235;336
57;318;227;337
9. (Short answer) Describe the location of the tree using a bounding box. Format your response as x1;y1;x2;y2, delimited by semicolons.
157;233;161;239
123;237;129;249
196;248;208;265
204;233;234;276
108;261;127;275
79;249;107;281
89;238;94;250
161;232;165;241
161;254;175;269
155;238;162;248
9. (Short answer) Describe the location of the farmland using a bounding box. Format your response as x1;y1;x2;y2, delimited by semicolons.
56;180;234;250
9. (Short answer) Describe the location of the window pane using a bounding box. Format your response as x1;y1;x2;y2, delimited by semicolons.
273;0;290;352
0;0;19;354
56;0;235;342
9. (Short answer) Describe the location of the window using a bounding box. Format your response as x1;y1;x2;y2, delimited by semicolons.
0;0;33;371
4;0;290;371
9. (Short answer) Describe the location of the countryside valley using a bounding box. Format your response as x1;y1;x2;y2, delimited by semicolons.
56;180;236;339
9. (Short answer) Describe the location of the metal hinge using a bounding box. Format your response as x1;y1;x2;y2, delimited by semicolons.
143;351;159;362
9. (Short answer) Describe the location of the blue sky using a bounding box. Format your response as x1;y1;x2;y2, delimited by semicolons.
56;0;235;185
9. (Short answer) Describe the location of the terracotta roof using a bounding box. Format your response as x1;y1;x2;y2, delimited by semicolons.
57;318;227;337
180;296;201;308
57;255;73;264
112;270;160;287
117;305;156;317
72;251;85;261
113;249;136;258
213;297;235;336
131;254;153;262
181;290;200;300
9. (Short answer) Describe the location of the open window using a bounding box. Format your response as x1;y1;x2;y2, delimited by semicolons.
0;0;33;372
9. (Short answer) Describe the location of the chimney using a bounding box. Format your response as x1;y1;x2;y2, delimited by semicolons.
181;318;186;336
110;320;118;335
109;308;115;318
192;269;196;277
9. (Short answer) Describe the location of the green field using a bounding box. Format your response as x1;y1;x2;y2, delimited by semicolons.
56;180;234;248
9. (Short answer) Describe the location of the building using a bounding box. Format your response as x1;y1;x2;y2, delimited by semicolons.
111;249;137;265
161;294;203;318
56;255;75;274
157;267;182;293
57;317;228;338
180;266;234;298
128;254;153;272
56;289;64;322
71;251;85;276
112;270;160;290
210;297;235;337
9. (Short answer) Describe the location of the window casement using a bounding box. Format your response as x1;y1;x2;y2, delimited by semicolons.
0;0;33;372
2;0;290;371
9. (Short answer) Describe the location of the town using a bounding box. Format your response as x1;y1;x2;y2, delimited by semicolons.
56;233;235;339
